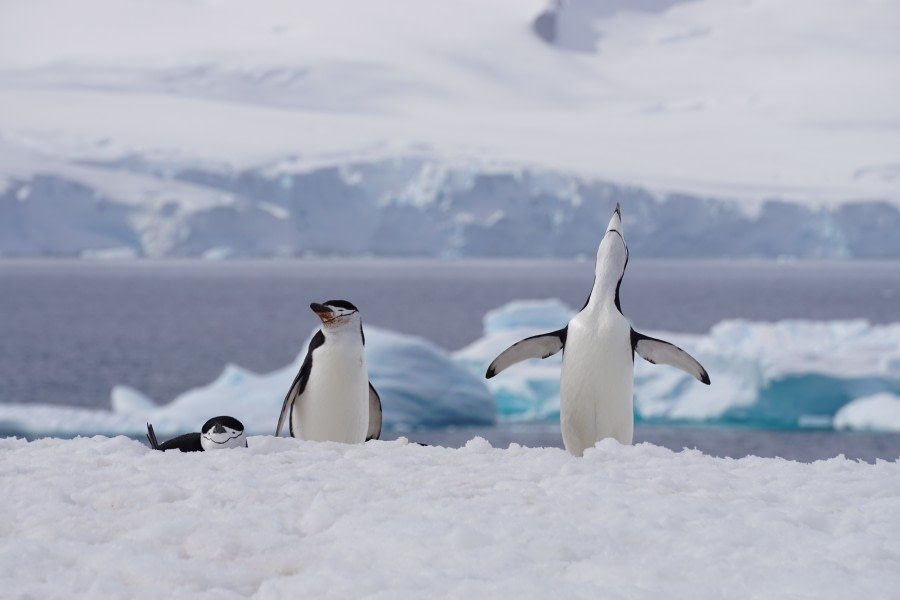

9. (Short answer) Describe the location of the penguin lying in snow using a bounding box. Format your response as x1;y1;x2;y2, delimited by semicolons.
146;416;247;452
276;300;382;443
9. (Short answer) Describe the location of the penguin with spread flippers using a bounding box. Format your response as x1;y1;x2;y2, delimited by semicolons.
486;204;710;456
146;416;247;452
276;300;382;443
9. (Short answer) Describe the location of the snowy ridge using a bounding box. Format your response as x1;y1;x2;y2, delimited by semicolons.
1;0;899;258
1;435;898;598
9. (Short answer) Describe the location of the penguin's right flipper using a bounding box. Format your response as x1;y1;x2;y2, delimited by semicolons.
146;423;160;450
485;327;567;379
367;382;383;441
276;330;324;437
276;374;302;438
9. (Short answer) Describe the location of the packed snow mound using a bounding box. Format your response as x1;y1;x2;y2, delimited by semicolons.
1;0;900;258
1;436;898;599
0;326;494;439
455;300;900;430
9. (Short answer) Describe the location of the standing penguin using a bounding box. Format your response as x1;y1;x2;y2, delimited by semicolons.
485;204;710;456
276;300;382;443
146;416;247;452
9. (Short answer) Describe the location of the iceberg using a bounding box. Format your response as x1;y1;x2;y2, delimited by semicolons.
2;299;899;439
0;326;495;439
455;300;900;431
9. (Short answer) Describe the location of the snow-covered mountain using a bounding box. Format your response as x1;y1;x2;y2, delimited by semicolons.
1;0;898;258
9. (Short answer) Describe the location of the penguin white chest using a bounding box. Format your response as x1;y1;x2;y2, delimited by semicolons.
294;338;369;443
559;310;634;455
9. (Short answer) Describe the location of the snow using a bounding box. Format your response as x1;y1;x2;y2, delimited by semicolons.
455;300;900;431
0;326;494;439
1;0;899;258
1;434;898;599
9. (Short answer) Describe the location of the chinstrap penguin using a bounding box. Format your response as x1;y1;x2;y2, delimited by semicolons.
276;300;382;443
146;416;247;452
485;204;710;456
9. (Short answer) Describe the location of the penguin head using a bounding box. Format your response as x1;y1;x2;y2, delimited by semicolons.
310;300;362;332
595;202;629;285
200;416;247;451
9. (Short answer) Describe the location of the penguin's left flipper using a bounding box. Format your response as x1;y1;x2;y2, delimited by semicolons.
485;327;567;379
146;423;160;450
367;382;382;441
632;330;711;385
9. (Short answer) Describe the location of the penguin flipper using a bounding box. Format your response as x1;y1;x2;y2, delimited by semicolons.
276;377;301;438
632;329;711;385
276;330;325;437
146;422;160;450
367;382;382;441
485;327;567;379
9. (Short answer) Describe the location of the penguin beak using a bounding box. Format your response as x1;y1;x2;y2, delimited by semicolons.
310;303;333;321
607;203;623;235
213;423;225;434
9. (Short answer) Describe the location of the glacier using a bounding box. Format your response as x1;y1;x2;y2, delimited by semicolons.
3;160;900;259
454;300;900;431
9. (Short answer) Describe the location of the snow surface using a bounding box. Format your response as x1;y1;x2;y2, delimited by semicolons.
1;0;899;258
2;435;899;599
0;326;494;439
455;300;900;430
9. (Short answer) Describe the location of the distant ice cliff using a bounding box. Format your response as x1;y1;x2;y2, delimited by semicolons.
3;159;899;259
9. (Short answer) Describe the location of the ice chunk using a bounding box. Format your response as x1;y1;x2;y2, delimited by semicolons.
455;299;571;423
110;385;156;414
367;327;495;430
482;298;571;335
834;394;900;432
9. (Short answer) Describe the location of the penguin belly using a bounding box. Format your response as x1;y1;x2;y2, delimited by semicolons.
293;341;369;443
559;314;634;456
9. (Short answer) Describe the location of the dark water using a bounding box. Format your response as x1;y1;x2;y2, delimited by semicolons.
401;424;900;463
1;259;899;409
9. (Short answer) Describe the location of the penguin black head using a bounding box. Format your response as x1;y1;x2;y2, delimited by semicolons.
200;416;247;450
310;300;361;331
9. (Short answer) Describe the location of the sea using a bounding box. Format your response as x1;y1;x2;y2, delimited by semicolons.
2;259;899;461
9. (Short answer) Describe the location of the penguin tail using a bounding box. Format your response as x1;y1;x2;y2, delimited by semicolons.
146;422;161;450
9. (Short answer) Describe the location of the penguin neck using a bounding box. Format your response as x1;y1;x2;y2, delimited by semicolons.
584;280;621;317
322;318;364;345
584;260;624;318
